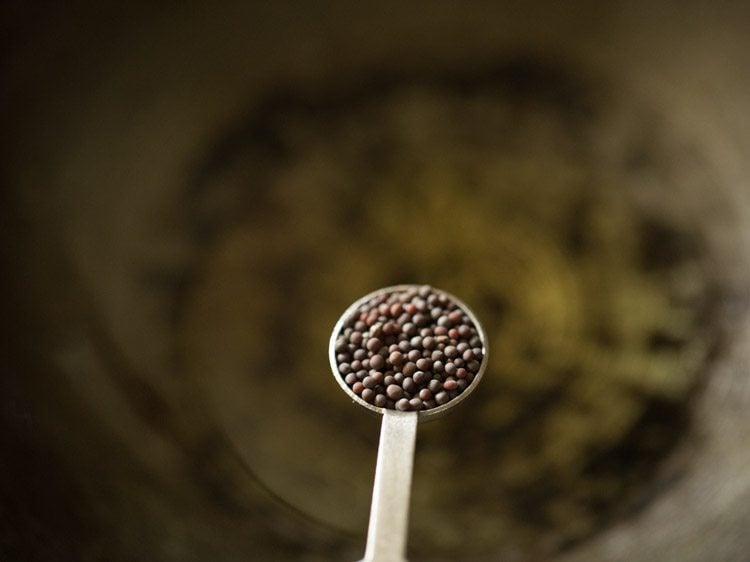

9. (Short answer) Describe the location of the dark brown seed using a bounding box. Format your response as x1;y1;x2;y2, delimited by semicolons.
339;363;352;374
386;384;404;400
458;325;471;338
398;341;411;352
374;394;387;407
363;376;377;389
412;371;427;384
457;379;468;391
366;338;382;352
422;336;436;350
456;368;468;379
403;377;416;393
444;362;457;376
416;358;432;371
352;382;365;395
393;372;404;383
335;339;348;353
351;360;362;371
462;349;474;361
445;345;458;358
370;354;385;370
419;388;433;401
354;348;368;360
409;398;423;410
402;322;417;337
384;375;396;386
467;360;480;373
389;351;404;365
362;389;375;402
351;331;363;345
435;391;449;405
403;362;417;377
371;371;385;383
390;303;403;317
409;336;422;349
443;379;458;391
345;373;358;385
396;398;411;411
433;360;444;373
423;399;437;409
428;379;442;393
413;313;429;327
448;328;460;339
448;310;463;324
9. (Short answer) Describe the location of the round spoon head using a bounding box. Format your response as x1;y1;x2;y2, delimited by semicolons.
329;285;489;421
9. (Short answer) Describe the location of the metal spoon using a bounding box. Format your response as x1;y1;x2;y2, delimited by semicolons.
330;285;489;562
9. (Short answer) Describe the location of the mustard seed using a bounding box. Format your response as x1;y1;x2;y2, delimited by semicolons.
366;338;382;352
386;384;404;400
416;358;432;371
370;355;385;370
403;377;416;393
395;398;411;411
443;379;458;391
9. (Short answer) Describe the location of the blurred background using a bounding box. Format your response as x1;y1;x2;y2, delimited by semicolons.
2;1;750;561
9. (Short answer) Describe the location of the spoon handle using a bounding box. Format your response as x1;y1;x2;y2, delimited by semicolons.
359;409;419;562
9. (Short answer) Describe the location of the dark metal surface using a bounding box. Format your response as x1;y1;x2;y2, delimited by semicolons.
2;2;750;561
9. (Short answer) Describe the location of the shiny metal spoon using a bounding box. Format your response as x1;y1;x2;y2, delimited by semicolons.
330;285;489;562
